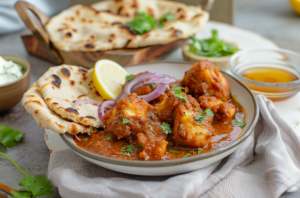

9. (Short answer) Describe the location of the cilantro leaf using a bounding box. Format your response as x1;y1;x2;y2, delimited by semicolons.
107;136;112;140
196;104;199;109
123;118;131;124
157;13;176;27
149;83;156;88
148;125;153;131
125;74;134;82
18;175;54;198
174;90;187;102
198;148;203;154
82;138;88;141
189;30;238;57
170;86;185;91
195;114;207;121
169;149;181;154
161;122;172;134
11;191;32;198
121;144;135;156
196;122;202;126
139;143;143;148
204;108;214;118
182;153;191;158
0;124;25;149
234;119;247;128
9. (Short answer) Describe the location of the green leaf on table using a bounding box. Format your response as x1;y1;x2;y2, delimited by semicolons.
11;191;32;198
161;122;172;134
234;119;247;128
18;175;54;198
0;124;25;149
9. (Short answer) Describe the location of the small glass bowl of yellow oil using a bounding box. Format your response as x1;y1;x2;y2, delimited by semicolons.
228;48;300;101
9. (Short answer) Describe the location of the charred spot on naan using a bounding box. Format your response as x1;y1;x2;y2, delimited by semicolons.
24;100;43;107
61;68;71;77
84;43;96;49
193;13;205;20
78;94;87;99
70;80;75;86
86;116;96;119
131;0;139;8
170;29;182;37
66;107;79;114
65;32;72;38
55;122;66;130
51;74;62;88
120;25;137;36
34;109;40;114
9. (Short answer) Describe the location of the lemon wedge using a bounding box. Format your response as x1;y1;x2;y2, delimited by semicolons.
93;59;128;100
290;0;300;15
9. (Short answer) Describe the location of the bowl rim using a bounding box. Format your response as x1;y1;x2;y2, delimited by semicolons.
228;48;300;87
0;55;30;88
60;61;259;167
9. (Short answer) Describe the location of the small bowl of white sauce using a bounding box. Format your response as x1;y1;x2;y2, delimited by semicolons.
0;55;30;111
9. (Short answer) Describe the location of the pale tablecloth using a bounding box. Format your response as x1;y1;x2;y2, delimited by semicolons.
48;95;300;198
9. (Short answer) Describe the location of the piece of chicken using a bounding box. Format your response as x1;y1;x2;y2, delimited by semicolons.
102;93;168;160
182;60;230;101
172;100;214;148
199;96;236;122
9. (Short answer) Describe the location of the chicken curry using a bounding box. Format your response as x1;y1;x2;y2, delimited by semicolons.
74;60;246;161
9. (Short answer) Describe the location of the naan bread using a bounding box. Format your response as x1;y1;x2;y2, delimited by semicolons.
36;65;103;128
22;82;98;135
45;0;209;52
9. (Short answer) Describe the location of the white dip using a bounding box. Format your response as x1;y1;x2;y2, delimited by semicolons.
0;56;24;86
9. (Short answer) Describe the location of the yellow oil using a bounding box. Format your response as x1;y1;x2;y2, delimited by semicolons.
241;67;298;83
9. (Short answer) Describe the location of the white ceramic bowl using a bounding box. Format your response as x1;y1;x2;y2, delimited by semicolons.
60;62;259;176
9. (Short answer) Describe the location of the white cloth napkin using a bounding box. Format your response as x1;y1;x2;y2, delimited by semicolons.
48;95;300;198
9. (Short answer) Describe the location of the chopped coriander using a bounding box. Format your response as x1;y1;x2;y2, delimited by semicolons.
123;118;131;124
161;122;172;134
107;136;112;140
196;122;202;126
128;100;132;102
198;148;203;154
121;144;135;156
182;153;191;158
170;86;185;91
234;119;247;128
82;138;88;141
149;83;156;88
157;13;176;27
0;124;25;149
189;30;238;57
139;143;143;148
195;114;207;121
174;89;187;102
204;108;214;118
125;74;134;82
148;125;153;131
169;149;181;154
196;104;199;109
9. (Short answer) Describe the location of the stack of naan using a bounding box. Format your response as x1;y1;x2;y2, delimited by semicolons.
45;0;209;51
22;65;102;134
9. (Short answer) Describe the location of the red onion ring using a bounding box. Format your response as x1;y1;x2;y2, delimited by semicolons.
138;83;168;101
74;134;82;141
98;100;116;121
72;99;101;109
131;77;175;91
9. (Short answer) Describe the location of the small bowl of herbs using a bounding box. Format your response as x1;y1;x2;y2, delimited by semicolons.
182;29;239;70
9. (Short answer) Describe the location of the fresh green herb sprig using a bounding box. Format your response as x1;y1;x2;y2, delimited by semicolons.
161;122;172;134
182;153;191;158
170;86;185;91
125;74;134;82
126;10;176;35
0;124;25;149
0;152;54;198
174;89;187;102
120;144;135;156
189;29;238;57
204;108;214;118
234;119;247;128
169;149;181;154
198;148;203;154
123;118;131;124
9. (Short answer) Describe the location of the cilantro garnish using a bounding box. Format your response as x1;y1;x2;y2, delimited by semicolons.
196;122;202;126
204;108;214;118
0;152;54;198
82;138;88;141
198;148;203;154
107;136;112;140
120;144;135;156
196;104;199;109
189;30;238;57
0;124;25;149
174;89;187;102
123;118;131;124
170;86;185;91
182;153;191;158
161;122;172;134
139;143;143;148
148;125;153;131
125;74;134;82
234;119;247;128
195;114;207;121
149;83;156;88
126;10;176;35
169;149;181;154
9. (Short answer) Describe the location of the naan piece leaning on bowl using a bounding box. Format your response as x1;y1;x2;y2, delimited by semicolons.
36;65;103;128
22;82;98;135
45;0;209;52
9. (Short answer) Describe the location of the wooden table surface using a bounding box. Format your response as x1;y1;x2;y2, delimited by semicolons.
1;0;300;197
